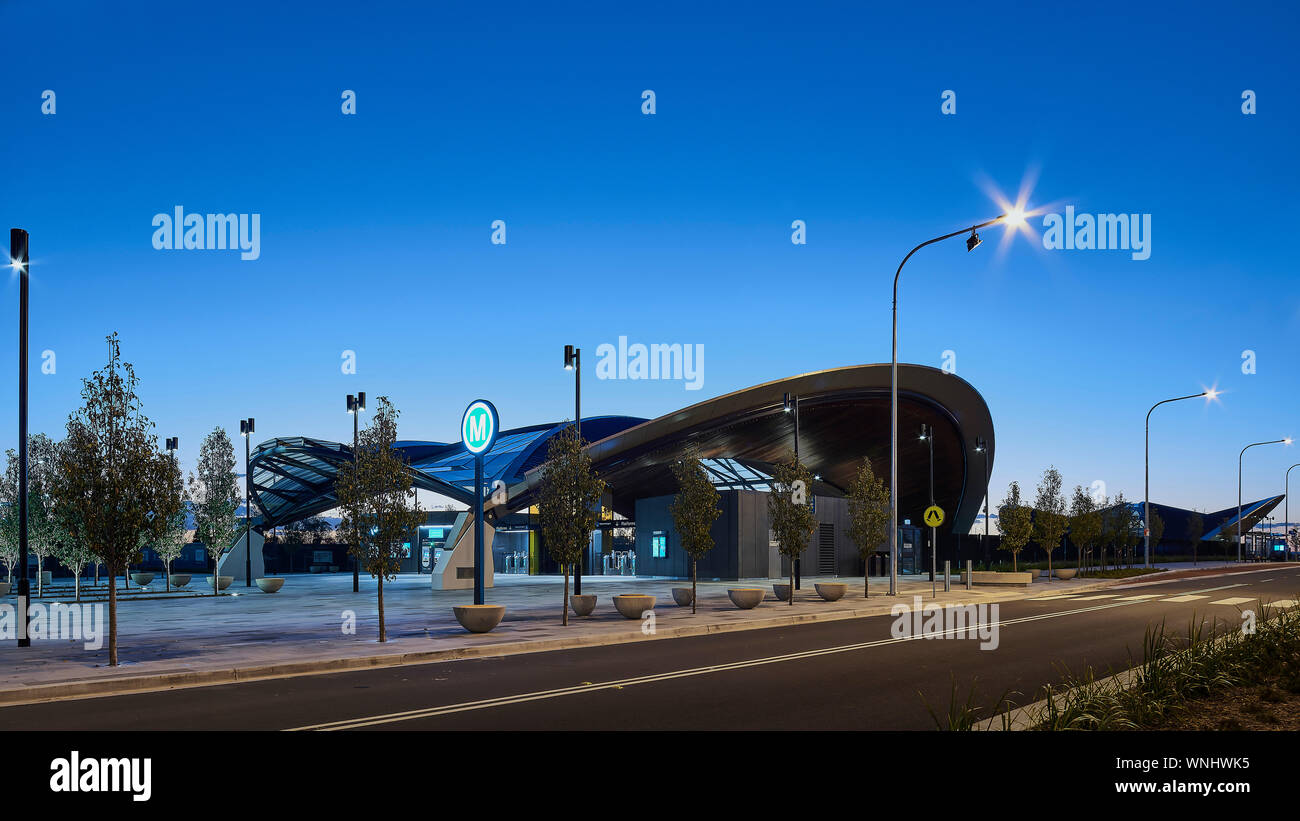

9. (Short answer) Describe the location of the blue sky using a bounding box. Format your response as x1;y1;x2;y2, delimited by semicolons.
3;1;1298;516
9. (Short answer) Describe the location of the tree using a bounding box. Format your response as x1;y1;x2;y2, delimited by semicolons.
1147;508;1165;563
1032;466;1068;579
153;508;188;591
26;434;67;596
333;397;425;642
1068;486;1101;575
767;451;817;605
997;482;1033;571
52;334;181;666
1186;511;1204;566
1101;492;1139;567
846;456;890;597
669;447;721;614
537;425;605;626
0;451;21;584
189;427;240;596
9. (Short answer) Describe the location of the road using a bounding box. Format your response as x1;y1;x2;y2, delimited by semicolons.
2;567;1297;730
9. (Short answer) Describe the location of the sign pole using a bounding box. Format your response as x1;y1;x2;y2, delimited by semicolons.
474;453;484;605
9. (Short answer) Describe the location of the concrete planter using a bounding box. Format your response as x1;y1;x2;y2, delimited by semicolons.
0;582;9;596
1054;568;1078;580
209;575;234;592
815;582;847;601
569;594;597;616
671;587;694;607
772;583;792;602
453;604;506;633
969;571;1033;587
612;594;656;619
130;572;155;588
727;588;765;609
255;578;285;594
169;574;191;588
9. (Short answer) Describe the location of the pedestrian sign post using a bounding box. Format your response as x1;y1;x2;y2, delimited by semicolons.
461;400;499;604
923;505;944;527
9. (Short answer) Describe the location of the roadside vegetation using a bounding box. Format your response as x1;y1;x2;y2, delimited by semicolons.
926;599;1300;730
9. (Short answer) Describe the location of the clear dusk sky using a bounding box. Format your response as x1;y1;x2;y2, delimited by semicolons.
2;1;1298;517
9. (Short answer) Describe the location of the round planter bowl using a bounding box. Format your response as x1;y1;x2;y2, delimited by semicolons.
130;572;155;587
168;574;191;588
727;588;766;609
772;583;792;602
1054;568;1078;580
0;582;10;596
611;594;656;619
815;582;847;602
671;587;694;607
209;575;234;592
569;593;597;616
255;578;285;594
453;604;506;634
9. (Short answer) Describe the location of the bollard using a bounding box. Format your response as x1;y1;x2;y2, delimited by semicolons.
943;560;951;593
965;559;973;590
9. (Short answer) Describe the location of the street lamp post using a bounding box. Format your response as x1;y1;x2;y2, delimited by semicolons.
784;392;802;589
1238;438;1290;562
975;437;989;556
1144;390;1216;568
11;228;30;647
564;345;583;593
166;437;178;591
347;392;366;592
919;424;935;596
1286;463;1300;562
239;418;255;586
889;212;1018;596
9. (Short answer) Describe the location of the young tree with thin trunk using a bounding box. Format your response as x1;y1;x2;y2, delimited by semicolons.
767;451;817;605
846;457;890;598
669;447;721;614
997;481;1032;571
189;427;240;596
1147;508;1165;563
1185;511;1204;565
1068;486;1101;576
538;425;605;626
334;397;425;642
51;334;181;666
1032;466;1068;580
0;451;21;584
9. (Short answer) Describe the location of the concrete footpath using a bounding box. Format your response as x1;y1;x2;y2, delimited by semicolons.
0;569;1133;706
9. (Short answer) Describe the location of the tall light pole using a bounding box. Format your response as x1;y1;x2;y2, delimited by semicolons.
347;392;366;592
1238;438;1290;562
11;229;30;647
564;345;583;593
889;210;1021;596
784;392;802;588
239;418;255;586
1144;390;1216;567
919;423;935;595
165;437;179;591
974;437;989;553
1286;463;1300;562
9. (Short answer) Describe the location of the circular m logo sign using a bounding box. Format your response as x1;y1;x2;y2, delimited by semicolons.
461;399;499;455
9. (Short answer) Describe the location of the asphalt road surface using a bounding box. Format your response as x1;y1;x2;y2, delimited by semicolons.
3;568;1298;731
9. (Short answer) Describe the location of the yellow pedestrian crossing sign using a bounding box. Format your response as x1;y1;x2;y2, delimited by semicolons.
923;505;945;527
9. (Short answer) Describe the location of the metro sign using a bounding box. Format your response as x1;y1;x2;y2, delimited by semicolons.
461;399;499;455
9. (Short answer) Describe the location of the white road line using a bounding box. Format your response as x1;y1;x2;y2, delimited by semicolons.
1266;599;1297;608
1209;597;1256;606
1071;595;1119;601
283;597;1155;731
1116;595;1163;601
1029;595;1078;601
1163;594;1209;602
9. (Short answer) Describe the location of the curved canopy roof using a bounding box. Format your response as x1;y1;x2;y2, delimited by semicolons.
249;363;996;537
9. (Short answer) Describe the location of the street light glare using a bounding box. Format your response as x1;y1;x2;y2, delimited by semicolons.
1004;207;1026;226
